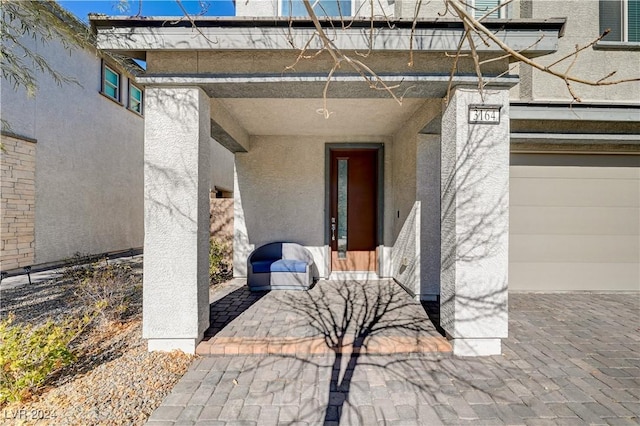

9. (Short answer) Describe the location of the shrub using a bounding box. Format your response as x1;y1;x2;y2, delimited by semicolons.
210;238;232;285
0;314;85;404
76;261;138;326
61;252;101;281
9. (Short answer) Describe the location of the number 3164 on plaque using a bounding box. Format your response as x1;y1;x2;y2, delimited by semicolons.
468;105;501;124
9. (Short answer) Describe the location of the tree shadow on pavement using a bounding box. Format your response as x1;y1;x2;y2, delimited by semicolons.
274;279;446;424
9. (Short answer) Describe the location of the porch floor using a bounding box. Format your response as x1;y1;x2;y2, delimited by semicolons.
196;279;451;356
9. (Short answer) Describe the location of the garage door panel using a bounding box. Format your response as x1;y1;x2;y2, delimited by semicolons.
510;206;640;236
510;235;639;263
509;156;639;291
510;165;640;180
510;177;640;207
509;262;640;292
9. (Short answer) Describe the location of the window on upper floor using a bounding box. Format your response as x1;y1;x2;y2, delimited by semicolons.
281;0;352;17
102;63;121;102
600;0;640;42
129;83;143;115
470;0;506;19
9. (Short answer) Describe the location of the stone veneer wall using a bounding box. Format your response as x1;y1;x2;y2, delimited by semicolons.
1;134;36;271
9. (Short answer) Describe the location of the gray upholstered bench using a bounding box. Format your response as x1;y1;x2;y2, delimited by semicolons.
247;242;314;291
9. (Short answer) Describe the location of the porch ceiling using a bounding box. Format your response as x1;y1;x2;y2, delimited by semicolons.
217;98;426;136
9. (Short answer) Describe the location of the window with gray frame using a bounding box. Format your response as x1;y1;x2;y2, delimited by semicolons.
600;0;640;42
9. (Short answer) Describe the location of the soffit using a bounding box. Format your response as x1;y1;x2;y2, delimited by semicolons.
216;98;426;136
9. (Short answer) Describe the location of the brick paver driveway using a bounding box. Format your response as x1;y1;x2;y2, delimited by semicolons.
147;281;639;425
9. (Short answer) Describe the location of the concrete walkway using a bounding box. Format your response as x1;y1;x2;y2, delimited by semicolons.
148;284;640;425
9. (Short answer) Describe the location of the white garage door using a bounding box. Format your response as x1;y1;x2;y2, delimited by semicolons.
509;154;640;292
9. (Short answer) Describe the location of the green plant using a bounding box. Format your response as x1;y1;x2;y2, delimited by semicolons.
209;238;232;285
0;314;86;404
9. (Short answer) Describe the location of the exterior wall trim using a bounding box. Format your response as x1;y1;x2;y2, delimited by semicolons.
93;18;565;55
1;131;37;144
511;103;640;122
511;133;640;143
594;41;640;51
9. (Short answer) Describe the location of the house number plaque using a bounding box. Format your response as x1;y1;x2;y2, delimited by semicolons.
468;105;501;124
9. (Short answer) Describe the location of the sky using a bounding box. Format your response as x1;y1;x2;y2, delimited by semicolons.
58;0;236;22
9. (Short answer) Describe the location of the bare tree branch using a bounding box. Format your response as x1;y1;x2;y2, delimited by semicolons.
446;0;640;96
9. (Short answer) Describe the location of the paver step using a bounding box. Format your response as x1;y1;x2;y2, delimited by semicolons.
196;335;452;356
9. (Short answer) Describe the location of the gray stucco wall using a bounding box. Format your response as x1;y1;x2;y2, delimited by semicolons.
234;136;326;277
210;137;234;192
524;1;640;102
0;36;144;265
391;128;418;240
417;133;441;299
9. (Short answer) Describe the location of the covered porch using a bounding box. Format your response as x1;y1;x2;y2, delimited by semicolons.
91;16;565;356
196;278;451;356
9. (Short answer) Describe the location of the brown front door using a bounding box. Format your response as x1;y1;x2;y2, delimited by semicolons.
330;149;378;272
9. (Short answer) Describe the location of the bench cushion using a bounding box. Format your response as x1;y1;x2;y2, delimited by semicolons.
251;260;276;273
271;259;308;273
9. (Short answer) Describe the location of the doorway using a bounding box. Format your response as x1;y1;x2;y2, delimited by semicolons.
327;145;383;273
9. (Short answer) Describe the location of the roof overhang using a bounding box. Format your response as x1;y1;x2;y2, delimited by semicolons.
89;16;572;147
511;102;640;122
509;102;640;154
510;133;640;154
136;73;518;99
90;16;566;61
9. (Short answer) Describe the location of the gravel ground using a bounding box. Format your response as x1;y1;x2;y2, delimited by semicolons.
0;257;195;425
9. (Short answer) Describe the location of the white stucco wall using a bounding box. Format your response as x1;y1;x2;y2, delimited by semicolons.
390;201;421;297
143;86;211;353
355;0;395;18
440;88;510;356
389;100;441;296
1;36;144;265
396;0;453;19
236;0;277;16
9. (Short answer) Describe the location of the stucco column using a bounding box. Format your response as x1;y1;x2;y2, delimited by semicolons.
440;88;509;356
143;86;211;353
